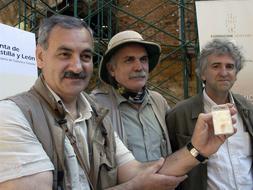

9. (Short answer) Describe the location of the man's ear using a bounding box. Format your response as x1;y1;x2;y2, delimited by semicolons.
106;63;115;77
201;75;206;81
200;70;206;81
36;45;45;69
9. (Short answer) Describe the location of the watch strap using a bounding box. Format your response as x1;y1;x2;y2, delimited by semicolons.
186;142;208;163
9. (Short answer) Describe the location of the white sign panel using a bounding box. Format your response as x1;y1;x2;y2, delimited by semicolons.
196;0;253;103
0;23;37;99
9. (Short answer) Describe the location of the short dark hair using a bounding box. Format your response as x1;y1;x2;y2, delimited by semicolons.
37;14;93;49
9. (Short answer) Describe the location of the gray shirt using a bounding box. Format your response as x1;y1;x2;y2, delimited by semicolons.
116;93;164;162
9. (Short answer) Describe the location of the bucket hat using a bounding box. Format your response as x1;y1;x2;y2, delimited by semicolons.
99;30;161;84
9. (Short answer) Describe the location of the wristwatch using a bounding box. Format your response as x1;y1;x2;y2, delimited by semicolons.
186;142;208;163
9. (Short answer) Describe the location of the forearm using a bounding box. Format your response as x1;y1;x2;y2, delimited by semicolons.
117;160;148;184
108;160;153;190
109;158;184;190
158;146;199;176
158;110;235;176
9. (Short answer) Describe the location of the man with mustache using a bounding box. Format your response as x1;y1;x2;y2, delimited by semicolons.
166;39;253;190
91;30;172;163
0;16;236;190
64;71;87;79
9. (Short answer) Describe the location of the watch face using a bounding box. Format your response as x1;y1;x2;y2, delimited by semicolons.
190;148;199;157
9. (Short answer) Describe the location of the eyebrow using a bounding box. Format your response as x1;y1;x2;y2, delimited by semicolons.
210;62;221;65
57;46;72;52
211;62;235;65
57;46;94;54
123;55;134;58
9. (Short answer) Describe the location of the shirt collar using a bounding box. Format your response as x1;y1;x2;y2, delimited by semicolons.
111;87;151;107
45;83;92;121
203;89;234;113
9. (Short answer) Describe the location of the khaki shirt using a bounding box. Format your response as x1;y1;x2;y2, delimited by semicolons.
91;84;172;162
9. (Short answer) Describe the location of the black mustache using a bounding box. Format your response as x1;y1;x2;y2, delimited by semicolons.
64;71;87;79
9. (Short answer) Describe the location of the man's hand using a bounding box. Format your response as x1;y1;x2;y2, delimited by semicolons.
113;159;187;190
131;159;187;190
191;103;237;157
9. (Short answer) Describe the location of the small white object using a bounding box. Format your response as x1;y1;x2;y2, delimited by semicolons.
212;104;234;135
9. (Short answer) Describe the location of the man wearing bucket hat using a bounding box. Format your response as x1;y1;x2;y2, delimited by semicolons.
91;30;237;186
92;30;171;163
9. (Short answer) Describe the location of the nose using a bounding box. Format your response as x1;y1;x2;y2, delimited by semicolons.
70;55;82;73
219;66;229;76
133;59;143;71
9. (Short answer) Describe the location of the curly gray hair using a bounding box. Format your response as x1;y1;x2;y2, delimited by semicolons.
196;39;245;80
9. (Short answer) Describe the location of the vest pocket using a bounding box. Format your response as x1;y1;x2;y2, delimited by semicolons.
98;153;117;189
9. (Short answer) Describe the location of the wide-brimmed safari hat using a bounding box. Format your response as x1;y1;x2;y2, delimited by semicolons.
99;30;161;84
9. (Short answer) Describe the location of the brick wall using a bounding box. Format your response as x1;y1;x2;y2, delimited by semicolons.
0;0;63;29
0;0;198;106
115;0;198;106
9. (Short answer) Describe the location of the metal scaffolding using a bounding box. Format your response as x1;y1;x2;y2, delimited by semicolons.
0;0;199;106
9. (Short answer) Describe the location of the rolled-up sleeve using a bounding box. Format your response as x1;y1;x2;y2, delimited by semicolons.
0;100;54;183
114;132;135;166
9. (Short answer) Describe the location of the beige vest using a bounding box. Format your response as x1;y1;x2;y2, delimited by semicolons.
8;76;117;190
